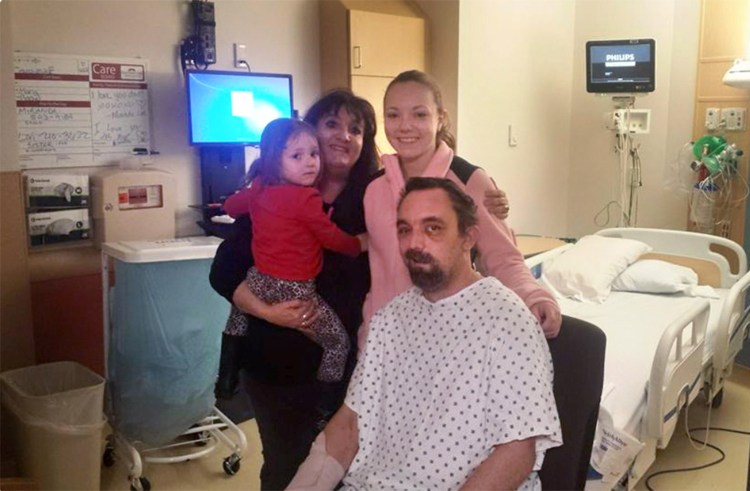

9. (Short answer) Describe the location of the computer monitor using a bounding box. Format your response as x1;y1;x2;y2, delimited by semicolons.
586;39;655;94
186;70;294;145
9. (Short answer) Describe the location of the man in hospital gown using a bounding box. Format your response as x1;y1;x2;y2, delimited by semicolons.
287;177;561;491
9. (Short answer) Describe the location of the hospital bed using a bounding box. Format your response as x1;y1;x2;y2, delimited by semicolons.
524;227;750;490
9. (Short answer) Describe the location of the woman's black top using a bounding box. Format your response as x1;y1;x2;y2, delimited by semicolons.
209;179;370;385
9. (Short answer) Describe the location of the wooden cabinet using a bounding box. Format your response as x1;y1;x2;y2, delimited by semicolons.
319;1;426;154
349;10;425;77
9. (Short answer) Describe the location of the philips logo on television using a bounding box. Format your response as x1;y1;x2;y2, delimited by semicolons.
605;53;636;67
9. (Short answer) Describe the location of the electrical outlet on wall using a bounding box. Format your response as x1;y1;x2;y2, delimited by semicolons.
722;107;746;131
233;43;247;69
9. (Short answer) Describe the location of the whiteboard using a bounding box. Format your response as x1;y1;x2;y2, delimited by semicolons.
14;52;151;170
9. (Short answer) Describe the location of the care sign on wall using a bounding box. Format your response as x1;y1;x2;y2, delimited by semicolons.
14;52;151;169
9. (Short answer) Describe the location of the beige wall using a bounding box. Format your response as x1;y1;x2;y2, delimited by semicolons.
1;0;19;172
415;0;459;139
1;0;35;371
566;0;700;237
3;0;321;237
457;0;700;239
457;0;576;237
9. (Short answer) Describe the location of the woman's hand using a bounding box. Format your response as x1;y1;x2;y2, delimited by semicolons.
232;283;320;330
529;303;561;338
484;182;510;220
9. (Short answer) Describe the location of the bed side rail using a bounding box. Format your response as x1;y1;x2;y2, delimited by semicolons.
646;299;709;448
710;270;750;394
595;228;747;288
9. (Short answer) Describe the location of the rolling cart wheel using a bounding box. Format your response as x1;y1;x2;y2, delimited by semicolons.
223;453;241;476
102;446;115;467
710;388;724;408
130;476;151;491
103;434;116;467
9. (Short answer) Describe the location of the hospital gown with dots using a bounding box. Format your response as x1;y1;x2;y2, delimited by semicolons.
343;277;562;491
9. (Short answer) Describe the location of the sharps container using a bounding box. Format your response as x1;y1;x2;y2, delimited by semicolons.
0;361;106;490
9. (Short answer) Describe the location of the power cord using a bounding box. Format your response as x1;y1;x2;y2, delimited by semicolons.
644;426;750;490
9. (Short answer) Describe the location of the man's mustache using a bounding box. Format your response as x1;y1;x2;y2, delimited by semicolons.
405;249;435;264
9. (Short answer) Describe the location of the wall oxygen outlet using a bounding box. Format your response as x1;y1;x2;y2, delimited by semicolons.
705;108;721;131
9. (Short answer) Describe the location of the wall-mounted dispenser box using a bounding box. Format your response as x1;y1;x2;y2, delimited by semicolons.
25;173;89;208
90;167;176;247
27;208;91;246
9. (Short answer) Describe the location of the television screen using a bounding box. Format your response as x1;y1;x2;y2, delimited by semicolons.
586;39;655;93
186;70;293;145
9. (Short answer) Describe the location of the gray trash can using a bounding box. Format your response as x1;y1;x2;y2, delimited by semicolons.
0;361;106;491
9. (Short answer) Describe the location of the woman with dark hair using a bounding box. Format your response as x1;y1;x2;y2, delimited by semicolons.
210;89;378;490
209;88;510;490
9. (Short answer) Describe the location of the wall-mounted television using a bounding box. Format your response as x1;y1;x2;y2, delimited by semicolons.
186;70;294;145
586;39;655;93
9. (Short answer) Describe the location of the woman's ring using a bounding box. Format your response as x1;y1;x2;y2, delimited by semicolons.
302;314;307;321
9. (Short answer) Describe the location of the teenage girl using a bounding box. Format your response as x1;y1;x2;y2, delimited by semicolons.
223;118;366;383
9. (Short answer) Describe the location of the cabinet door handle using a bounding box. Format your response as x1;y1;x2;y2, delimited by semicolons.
353;46;362;69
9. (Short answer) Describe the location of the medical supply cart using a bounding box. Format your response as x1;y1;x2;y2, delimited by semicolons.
101;237;247;491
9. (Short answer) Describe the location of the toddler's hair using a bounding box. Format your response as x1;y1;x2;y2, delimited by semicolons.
246;118;318;185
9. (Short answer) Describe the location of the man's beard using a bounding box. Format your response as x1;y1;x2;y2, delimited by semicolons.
404;249;446;293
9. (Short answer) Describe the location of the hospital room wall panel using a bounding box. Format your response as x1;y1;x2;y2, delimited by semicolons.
29;274;104;376
0;172;36;373
691;0;750;247
699;0;750;59
696;59;750;100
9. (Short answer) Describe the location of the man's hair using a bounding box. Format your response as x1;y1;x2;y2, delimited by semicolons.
399;177;478;235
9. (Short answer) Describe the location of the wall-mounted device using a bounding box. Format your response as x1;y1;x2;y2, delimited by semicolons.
586;38;656;94
185;70;294;146
91;168;176;247
180;0;216;70
723;59;750;90
604;109;651;134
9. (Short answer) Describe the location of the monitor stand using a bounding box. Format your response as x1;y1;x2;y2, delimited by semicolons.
199;146;246;205
198;146;246;237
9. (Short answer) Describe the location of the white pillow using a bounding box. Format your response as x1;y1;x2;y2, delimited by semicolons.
542;235;651;302
612;259;697;293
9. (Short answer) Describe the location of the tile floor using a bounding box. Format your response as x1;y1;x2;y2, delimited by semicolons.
101;366;750;491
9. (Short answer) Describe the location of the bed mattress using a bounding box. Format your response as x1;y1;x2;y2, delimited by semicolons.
558;290;724;437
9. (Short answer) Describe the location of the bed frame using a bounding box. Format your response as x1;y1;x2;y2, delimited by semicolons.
596;228;750;407
525;227;750;489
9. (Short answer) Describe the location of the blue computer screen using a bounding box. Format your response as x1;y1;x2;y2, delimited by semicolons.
186;70;293;145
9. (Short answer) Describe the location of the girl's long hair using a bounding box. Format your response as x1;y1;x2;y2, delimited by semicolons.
385;70;456;151
245;118;318;186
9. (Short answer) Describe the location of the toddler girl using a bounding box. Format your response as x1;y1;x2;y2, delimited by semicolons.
222;118;365;383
